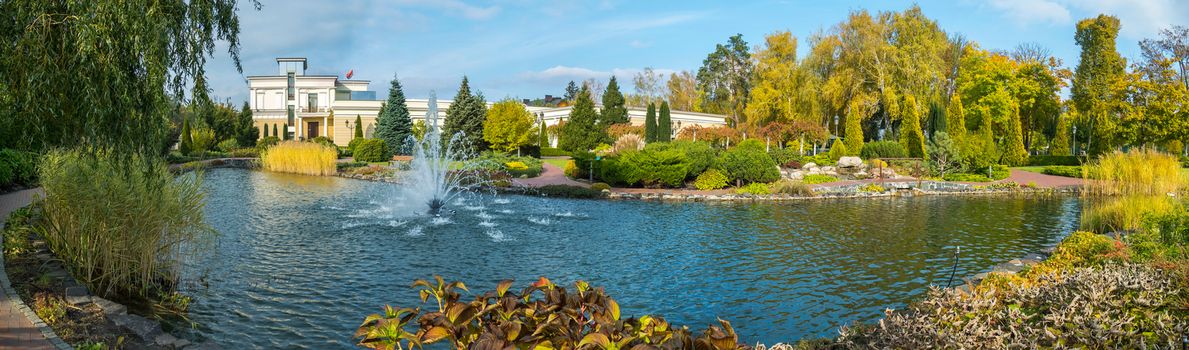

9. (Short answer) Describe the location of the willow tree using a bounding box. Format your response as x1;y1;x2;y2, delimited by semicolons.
1071;15;1127;156
745;31;819;129
0;0;258;155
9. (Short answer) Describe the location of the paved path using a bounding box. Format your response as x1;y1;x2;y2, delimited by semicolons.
513;163;589;188
1003;169;1084;188
0;188;56;350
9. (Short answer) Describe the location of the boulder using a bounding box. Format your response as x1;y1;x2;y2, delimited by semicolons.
91;296;127;316
801;162;818;170
111;314;163;341
837;156;863;168
821;166;837;173
853;171;870;180
64;286;91;306
786;170;804;180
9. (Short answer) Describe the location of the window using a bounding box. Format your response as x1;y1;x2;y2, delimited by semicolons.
307;93;318;112
287;73;295;100
287;105;295;127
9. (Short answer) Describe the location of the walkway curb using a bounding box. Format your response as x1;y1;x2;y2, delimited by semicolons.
0;188;71;350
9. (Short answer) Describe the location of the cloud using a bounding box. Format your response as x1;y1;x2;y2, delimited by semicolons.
392;0;500;20
520;65;677;81
986;0;1072;25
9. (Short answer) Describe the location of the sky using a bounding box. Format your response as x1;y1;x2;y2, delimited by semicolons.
203;0;1189;104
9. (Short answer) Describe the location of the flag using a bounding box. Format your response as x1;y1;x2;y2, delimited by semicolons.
346;69;354;79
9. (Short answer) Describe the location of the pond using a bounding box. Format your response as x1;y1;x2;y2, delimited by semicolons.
179;168;1080;348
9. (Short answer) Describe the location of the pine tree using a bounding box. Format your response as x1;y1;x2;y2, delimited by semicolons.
844;101;864;156
945;93;966;143
559;86;603;152
658;101;672;142
600;76;628;131
563;80;579;101
273;124;278;139
179;117;193;155
899;95;927;158
1001;103;1029;166
354;115;363;139
283;124;290;140
376;74;413;154
538;121;547;148
442;76;489;151
262;123;269;138
644;103;657;142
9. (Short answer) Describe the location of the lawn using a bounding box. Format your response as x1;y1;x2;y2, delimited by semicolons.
542;157;570;170
1012;166;1046;173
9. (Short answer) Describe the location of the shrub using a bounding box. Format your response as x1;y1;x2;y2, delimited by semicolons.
1082;196;1179;234
563;160;580;178
261;141;339;176
534;185;603;199
216;138;239;152
860;141;907;159
190;127;216;154
827;140;848;161
347;137;367;156
257;136;280;149
1089;148;1181;196
38;149;213;300
229;148;259;158
767;147;801;166
717;139;780;184
355;277;749;350
859;183;886;193
942;172;992;182
0;149;37;187
647;141;716;176
1028;155;1080;166
591;182;611;191
540;147;570;157
1042;165;1083;178
735;182;771;195
801;153;836;166
598;149;689;188
770;179;814;196
694;169;729;190
354;139;390;163
801;174;838;185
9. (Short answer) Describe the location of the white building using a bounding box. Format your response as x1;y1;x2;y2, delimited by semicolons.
248;57;727;146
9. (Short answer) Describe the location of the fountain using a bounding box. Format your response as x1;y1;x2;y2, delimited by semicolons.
397;91;487;214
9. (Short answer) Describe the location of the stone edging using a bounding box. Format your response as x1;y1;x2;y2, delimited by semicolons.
0;195;73;350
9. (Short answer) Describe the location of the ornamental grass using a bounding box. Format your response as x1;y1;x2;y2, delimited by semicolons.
38;149;213;300
261;140;338;176
1087;148;1182;196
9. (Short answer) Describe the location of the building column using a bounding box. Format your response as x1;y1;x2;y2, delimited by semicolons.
323;116;328;138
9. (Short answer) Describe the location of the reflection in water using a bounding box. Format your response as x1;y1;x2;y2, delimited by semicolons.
181;169;1080;348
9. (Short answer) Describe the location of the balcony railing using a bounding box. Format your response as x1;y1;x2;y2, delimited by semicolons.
302;106;328;113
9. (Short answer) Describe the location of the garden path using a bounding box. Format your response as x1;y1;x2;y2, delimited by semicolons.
1003;169;1084;188
0;187;57;350
513;163;589;188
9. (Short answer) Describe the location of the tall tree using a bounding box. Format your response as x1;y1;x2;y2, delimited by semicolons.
483;99;535;153
563;80;580;102
658;102;672;142
0;0;256;156
284;124;291;140
559;86;603;152
665;71;699;112
1051;111;1072;156
899;95;927;158
600;76;629;129
644;103;658;142
443;76;489;151
945;93;966;145
236;102;256;146
1071;15;1127;156
538;121;548;148
273;124;278;139
354;115;363;139
844;99;866;155
697;34;752;126
745;31;819;129
376;74;413;154
632;67;665;105
263;122;269;138
1001;103;1029;165
179;117;193;155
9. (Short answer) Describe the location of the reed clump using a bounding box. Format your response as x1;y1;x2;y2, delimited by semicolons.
38;149;213;300
261;141;338;176
1086;148;1182;195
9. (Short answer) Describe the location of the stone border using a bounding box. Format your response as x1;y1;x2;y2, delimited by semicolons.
0;205;73;350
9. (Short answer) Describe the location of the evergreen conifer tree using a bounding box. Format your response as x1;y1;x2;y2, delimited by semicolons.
179;117;193;155
644;103;657;142
899;96;927;158
354;115;364;139
283;124;290;140
559;86;603;152
599;76;628;132
844;102;864;156
442;76;489;151
658;101;672;142
375;74;413;154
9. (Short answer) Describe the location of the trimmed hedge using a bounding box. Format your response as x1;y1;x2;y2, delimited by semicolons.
1028;155;1081;166
354;139;389;162
534;185;603;198
1043;165;1083;178
860;141;908;159
540;147;570;157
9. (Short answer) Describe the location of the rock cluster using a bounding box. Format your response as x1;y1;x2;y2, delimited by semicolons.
782;156;897;181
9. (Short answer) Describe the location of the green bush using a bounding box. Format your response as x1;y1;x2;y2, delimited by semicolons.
38;149;213;300
216;138;239;152
475;152;544;178
1028;155;1081;166
354;139;390;162
0;149;37;187
942;173;993;182
534;185;603;198
257;136;280;149
598;148;689;188
860;141;907;159
229;148;259;158
646;141;716;176
802;174;838;185
694;169;729;190
768;147;801;166
828;140;848;161
717;139;780;184
735;182;771;195
540;147;570;157
590;182;611;191
800;154;836;166
1042;165;1083;178
348;137;367;156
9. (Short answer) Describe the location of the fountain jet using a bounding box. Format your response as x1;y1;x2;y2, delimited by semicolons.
398;91;487;215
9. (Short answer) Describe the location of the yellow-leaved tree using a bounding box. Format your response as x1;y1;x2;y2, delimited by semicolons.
483;99;535;153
